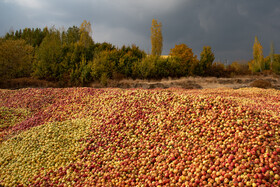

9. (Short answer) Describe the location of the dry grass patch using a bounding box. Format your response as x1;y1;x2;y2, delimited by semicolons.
249;79;273;89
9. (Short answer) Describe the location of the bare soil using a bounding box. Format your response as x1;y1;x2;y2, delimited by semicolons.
1;75;279;90
95;75;280;90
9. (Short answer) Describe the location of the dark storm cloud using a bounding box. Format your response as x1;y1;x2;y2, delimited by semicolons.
159;0;280;61
1;0;280;62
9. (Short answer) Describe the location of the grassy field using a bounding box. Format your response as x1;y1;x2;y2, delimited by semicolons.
0;87;280;186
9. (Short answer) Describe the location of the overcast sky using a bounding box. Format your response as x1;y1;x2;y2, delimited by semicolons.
1;0;280;63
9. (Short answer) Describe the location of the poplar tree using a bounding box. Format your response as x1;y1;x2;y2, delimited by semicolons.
269;41;275;71
79;20;93;48
250;36;264;72
151;19;163;56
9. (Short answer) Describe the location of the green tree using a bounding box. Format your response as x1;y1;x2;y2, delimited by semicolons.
269;41;274;71
4;28;45;47
153;57;169;78
210;62;227;77
90;50;117;81
272;54;280;74
15;29;22;39
250;36;264;73
151;19;163;56
199;46;215;76
65;26;80;44
69;55;92;86
169;44;199;76
264;54;280;74
58;21;95;86
0;39;33;80
227;61;250;76
133;55;156;79
117;44;146;78
95;42;115;52
21;28;33;45
33;30;63;81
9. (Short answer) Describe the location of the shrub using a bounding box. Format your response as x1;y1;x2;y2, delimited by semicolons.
100;73;108;86
207;62;229;77
249;79;272;89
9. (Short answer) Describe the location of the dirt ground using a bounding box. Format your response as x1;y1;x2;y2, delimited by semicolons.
1;75;280;90
99;75;280;90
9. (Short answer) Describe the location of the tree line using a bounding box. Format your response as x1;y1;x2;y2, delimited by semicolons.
1;20;280;87
249;36;280;74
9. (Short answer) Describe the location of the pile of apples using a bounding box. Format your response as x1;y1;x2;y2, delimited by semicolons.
0;87;279;186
